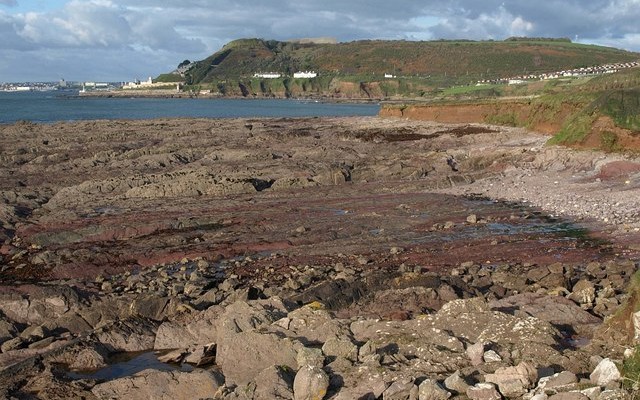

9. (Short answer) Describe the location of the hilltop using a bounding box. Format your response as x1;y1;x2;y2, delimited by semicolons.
158;38;640;98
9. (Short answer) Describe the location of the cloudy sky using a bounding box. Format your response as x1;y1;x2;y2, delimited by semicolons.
1;0;639;82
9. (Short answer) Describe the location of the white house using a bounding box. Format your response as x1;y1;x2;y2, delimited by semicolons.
293;71;318;78
384;73;396;78
254;72;282;79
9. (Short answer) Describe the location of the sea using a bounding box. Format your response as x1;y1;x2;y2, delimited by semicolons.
0;91;380;123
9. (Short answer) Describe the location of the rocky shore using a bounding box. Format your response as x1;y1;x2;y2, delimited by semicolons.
0;116;639;399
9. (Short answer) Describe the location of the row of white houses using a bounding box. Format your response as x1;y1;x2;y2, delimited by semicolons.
253;71;318;79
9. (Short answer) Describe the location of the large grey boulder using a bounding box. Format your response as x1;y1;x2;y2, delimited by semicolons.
92;369;224;400
216;330;299;386
321;336;358;362
293;365;330;400
589;358;621;387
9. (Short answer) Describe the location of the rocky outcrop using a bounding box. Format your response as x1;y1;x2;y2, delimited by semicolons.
92;369;225;400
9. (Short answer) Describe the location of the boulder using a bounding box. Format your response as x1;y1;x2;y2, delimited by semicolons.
322;336;358;361
92;369;224;400
536;371;578;393
490;293;601;337
0;317;17;345
154;306;221;350
254;365;295;400
281;305;349;344
568;280;596;305
293;365;330;400
485;361;537;397
216;330;299;386
589;358;621;387
466;342;484;366
297;347;325;369
69;347;108;370
382;377;418;400
466;383;502;400
418;379;451;400
443;370;471;395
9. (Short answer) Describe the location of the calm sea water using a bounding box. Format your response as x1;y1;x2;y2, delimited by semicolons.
0;91;380;123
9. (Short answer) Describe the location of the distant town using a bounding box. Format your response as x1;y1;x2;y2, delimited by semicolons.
1;59;638;94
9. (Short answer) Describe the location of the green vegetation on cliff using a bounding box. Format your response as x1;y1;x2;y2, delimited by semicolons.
166;38;638;99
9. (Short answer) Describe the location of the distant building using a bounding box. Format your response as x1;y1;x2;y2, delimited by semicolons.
253;72;282;79
384;73;396;78
293;71;318;78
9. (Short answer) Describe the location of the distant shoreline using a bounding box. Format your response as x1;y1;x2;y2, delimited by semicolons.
75;90;382;104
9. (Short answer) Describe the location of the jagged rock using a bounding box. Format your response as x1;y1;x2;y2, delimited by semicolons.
485;361;537;397
483;350;502;363
293;365;329;400
216;329;299;386
418;379;451;400
297;347;325;369
1;336;24;352
580;386;601;399
590;358;621;386
254;365;295;400
326;363;389;400
19;325;46;341
280;304;349;344
95;317;158;352
547;393;589;400
438;297;490;316
0;317;17;345
568;280;596;305
535;371;578;393
490;293;601;337
184;343;216;366
129;295;170;321
350;318;466;373
157;349;186;364
382;377;418;400
91;369;224;400
0;285;80;325
322;336;358;361
69;347;108;370
154;306;221;350
42;311;93;335
467;342;485;366
466;382;502;400
444;370;471;394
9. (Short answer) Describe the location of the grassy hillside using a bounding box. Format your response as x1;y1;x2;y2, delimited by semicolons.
174;38;639;91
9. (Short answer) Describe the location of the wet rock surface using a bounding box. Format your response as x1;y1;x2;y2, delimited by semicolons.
0;117;639;399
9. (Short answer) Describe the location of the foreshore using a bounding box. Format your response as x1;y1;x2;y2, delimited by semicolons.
0;116;639;398
76;89;381;104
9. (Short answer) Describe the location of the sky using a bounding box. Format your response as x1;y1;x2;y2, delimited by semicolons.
1;0;639;82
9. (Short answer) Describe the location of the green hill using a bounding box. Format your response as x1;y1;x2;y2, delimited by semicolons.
168;38;639;97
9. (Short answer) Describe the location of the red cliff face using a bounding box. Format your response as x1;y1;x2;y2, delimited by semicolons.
380;101;571;134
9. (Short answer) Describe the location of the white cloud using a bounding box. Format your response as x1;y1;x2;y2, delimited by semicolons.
0;0;639;81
